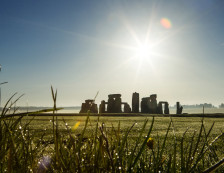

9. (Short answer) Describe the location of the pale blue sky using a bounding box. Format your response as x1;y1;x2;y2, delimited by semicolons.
0;0;224;107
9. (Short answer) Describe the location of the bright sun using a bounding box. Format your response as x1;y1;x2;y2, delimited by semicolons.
136;44;151;60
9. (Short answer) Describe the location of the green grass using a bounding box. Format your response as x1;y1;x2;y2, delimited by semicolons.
22;115;224;139
1;115;221;172
1;89;224;172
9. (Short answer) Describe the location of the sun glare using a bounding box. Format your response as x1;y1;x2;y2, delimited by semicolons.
136;44;151;60
103;12;174;80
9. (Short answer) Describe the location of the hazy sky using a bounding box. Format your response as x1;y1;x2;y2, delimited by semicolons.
1;0;224;107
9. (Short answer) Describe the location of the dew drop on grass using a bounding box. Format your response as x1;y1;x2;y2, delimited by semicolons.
119;166;121;170
19;125;22;129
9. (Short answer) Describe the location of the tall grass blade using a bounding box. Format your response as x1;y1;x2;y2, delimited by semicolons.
130;117;154;170
127;119;148;168
203;157;224;173
181;128;190;172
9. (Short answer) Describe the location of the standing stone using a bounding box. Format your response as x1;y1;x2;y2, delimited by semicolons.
114;95;122;113
141;97;150;113
79;99;98;113
107;95;115;113
93;104;98;113
99;100;106;113
164;102;169;114
124;103;131;113
132;92;139;113
107;94;122;113
80;103;86;113
149;94;158;114
157;101;170;114
157;102;163;114
176;102;180;114
176;102;183;114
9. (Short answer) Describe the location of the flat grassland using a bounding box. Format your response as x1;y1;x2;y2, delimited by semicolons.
23;115;224;140
5;114;223;172
23;115;224;160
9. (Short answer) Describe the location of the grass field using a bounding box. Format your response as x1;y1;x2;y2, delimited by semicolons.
1;112;224;172
23;115;224;139
15;114;224;172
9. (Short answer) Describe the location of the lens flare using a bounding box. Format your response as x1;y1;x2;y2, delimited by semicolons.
72;121;80;131
38;156;51;171
160;18;172;29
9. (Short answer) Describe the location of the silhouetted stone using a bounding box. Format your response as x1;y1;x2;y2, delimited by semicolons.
99;100;106;113
80;99;98;113
164;102;169;114
107;94;122;113
157;102;163;114
114;95;122;113
158;101;169;114
124;103;131;113
107;95;115;113
132;92;139;113
176;102;183;114
141;97;150;113
80;92;173;115
141;95;158;114
149;94;158;113
179;106;183;114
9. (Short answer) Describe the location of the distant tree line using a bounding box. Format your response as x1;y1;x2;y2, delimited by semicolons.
170;103;224;109
219;103;224;108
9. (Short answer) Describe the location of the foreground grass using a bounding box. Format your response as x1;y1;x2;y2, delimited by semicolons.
1;113;224;172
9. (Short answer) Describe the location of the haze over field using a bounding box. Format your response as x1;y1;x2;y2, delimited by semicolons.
1;0;224;107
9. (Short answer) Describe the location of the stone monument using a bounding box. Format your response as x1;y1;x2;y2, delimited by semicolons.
132;92;139;113
80;99;98;113
176;102;183;114
124;103;131;113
